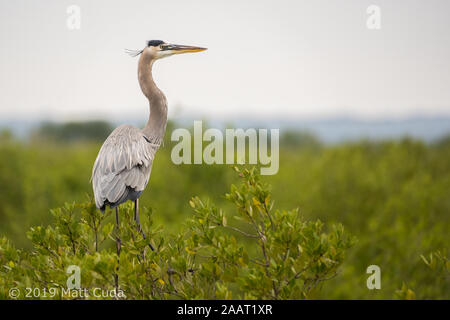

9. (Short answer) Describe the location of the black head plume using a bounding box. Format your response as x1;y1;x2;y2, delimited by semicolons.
147;40;165;47
124;48;143;57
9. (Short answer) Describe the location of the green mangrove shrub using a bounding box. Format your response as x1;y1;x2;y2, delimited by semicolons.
0;167;353;299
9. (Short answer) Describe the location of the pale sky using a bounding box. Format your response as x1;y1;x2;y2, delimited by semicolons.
1;0;450;122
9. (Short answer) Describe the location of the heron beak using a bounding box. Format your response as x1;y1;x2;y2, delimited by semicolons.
167;44;207;54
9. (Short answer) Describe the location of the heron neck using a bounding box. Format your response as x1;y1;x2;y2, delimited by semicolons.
138;54;168;144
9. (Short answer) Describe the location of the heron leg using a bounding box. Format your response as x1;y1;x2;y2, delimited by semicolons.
114;207;121;294
134;199;155;251
134;198;141;231
115;207;121;254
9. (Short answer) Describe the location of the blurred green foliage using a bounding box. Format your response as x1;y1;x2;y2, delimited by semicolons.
0;123;449;299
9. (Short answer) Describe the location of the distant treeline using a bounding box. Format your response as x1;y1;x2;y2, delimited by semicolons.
2;120;448;148
25;120;326;149
32;121;114;142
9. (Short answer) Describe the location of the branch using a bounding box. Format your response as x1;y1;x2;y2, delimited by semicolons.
222;225;259;238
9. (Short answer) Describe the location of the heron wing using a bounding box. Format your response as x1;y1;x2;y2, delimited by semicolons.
91;124;160;209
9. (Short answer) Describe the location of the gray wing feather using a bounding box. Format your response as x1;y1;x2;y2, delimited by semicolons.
91;124;160;209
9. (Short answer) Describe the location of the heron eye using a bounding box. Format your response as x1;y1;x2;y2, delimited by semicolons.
159;44;164;50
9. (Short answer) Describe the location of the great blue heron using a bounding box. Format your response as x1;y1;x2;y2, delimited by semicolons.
91;40;206;253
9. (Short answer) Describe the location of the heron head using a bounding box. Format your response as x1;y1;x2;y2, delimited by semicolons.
136;40;207;60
